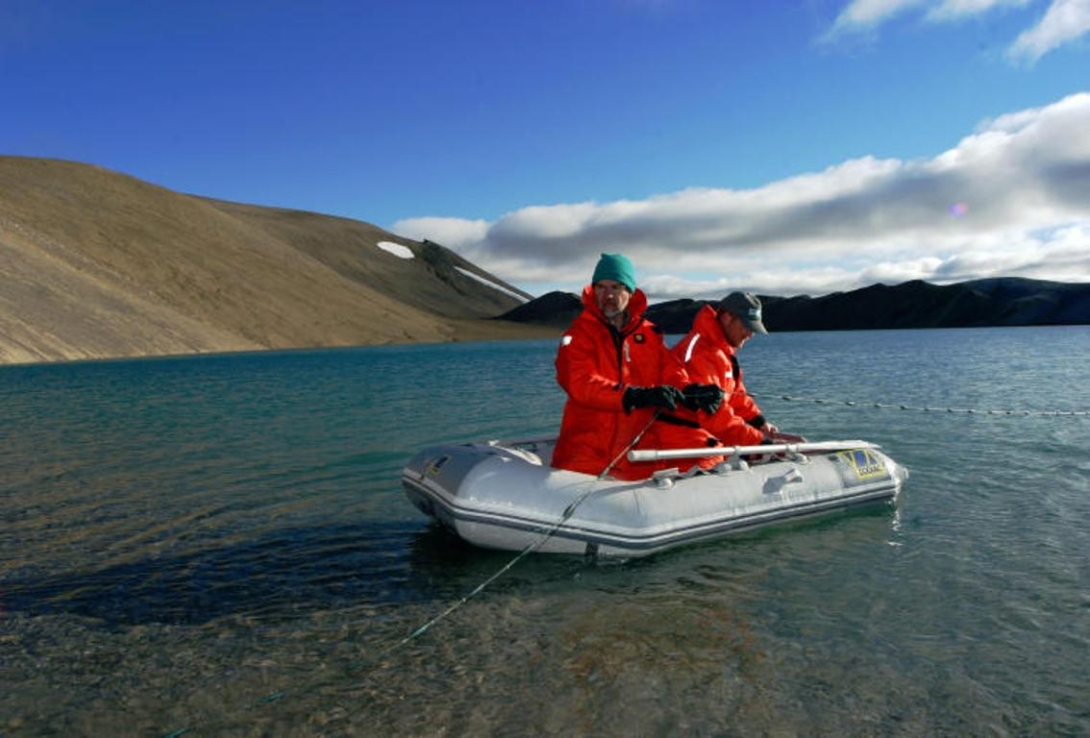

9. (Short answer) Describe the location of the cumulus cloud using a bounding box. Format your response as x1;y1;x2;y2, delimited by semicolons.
392;92;1090;300
389;215;490;251
826;0;1089;63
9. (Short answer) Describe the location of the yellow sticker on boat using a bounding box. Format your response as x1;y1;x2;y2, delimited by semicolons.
839;449;886;479
426;455;451;477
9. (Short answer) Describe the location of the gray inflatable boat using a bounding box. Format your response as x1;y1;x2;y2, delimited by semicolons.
402;438;908;558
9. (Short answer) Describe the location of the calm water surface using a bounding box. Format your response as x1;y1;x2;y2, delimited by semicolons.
1;327;1088;736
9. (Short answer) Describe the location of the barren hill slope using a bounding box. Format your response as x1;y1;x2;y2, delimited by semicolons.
0;157;546;365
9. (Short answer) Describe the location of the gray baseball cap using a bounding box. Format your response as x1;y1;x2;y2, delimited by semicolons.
718;292;768;335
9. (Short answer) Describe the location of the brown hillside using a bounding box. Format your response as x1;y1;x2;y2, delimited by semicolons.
0;156;555;365
202;199;531;319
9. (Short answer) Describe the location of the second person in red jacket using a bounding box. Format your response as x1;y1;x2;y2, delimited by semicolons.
659;292;791;472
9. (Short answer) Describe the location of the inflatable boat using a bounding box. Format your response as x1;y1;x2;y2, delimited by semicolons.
402;438;908;558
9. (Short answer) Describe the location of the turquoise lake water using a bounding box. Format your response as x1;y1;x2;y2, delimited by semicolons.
2;326;1088;736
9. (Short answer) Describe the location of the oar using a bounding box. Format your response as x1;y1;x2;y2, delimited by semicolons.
628;439;879;462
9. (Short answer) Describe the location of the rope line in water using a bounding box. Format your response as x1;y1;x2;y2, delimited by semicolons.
161;412;660;737
754;393;1090;417
375;484;597;655
364;409;658;661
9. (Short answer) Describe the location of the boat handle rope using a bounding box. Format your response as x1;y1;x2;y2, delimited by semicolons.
752;392;1089;417
161;410;664;738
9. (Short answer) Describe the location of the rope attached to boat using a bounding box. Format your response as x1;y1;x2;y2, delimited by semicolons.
161;411;662;738
753;393;1090;417
378;408;663;647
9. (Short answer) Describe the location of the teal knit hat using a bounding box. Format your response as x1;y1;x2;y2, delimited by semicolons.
591;253;637;292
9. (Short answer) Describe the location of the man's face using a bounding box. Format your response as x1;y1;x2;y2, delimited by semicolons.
719;311;753;349
594;280;631;320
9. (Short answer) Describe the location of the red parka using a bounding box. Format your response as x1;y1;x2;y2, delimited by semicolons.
659;304;767;470
553;285;688;480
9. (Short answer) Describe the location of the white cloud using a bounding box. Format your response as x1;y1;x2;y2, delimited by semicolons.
390;216;490;253
1008;0;1090;64
826;0;1090;63
927;0;1032;22
827;0;926;33
391;93;1090;300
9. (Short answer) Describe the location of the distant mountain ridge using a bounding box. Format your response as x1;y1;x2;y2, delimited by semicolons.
756;278;1090;332
503;278;1090;333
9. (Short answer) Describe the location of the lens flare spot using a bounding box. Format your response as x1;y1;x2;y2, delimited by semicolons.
949;202;968;217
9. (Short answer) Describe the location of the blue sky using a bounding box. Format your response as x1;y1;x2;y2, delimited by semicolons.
3;0;1088;300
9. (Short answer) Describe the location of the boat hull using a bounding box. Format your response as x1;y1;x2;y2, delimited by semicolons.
402;439;907;558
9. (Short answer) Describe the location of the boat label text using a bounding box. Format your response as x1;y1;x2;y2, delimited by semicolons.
838;448;887;480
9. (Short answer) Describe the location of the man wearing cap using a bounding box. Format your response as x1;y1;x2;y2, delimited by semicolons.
659;292;789;472
553;253;721;480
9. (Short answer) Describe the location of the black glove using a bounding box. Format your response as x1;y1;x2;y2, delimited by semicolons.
682;383;724;415
622;385;685;413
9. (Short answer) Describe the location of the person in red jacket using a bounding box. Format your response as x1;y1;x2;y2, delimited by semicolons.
661;291;794;472
552;253;720;480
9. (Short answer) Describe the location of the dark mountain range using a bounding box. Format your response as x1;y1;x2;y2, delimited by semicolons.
502;279;1090;334
498;290;583;328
